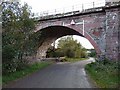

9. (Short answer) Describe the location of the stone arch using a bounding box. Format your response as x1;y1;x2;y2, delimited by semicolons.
35;25;101;59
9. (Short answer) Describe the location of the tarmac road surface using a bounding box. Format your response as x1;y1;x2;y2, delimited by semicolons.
4;58;96;88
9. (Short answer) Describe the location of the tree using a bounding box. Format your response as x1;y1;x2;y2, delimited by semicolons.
57;36;87;58
2;1;36;74
88;49;96;57
80;47;88;58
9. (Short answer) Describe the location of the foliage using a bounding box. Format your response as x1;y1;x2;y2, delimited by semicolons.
88;49;96;57
2;1;36;75
3;62;52;85
65;58;87;62
85;59;119;88
47;36;88;58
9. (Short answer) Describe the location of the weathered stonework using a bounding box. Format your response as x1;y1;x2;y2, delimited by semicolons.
105;8;120;60
106;0;120;3
34;3;120;61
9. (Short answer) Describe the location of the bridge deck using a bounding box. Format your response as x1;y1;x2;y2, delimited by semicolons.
36;2;120;21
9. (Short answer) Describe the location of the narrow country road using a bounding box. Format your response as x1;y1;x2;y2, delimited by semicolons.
4;58;96;88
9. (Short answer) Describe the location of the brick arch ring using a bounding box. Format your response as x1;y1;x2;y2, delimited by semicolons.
36;24;101;57
65;25;101;55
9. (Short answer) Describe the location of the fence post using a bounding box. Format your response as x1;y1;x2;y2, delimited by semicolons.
55;9;56;14
72;5;74;11
63;8;65;14
93;2;95;8
82;4;84;11
46;11;48;15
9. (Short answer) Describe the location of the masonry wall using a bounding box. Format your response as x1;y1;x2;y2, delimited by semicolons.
35;4;120;61
36;12;107;60
105;8;120;60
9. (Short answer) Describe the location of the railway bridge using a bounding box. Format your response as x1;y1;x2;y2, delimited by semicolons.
34;1;120;61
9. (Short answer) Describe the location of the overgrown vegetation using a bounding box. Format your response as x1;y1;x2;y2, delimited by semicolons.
65;58;87;62
46;36;88;58
0;65;1;85
85;59;119;88
3;62;52;85
2;1;40;76
88;49;96;57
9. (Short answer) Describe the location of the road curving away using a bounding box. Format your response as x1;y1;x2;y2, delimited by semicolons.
4;58;96;88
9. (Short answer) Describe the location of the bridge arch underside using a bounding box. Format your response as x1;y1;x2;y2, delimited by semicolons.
36;25;101;59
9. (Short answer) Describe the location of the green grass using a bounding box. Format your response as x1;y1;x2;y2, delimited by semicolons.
85;60;119;88
65;57;88;62
0;76;2;85
0;64;2;85
2;62;52;85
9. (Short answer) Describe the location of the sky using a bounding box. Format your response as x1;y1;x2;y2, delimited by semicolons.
20;0;105;49
54;35;94;49
21;0;105;15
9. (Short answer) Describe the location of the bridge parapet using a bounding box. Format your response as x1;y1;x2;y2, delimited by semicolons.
35;2;120;21
34;2;120;61
36;7;104;21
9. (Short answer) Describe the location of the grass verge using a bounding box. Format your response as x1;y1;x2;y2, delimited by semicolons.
65;58;88;62
0;76;2;85
0;64;2;86
2;62;52;85
85;60;119;88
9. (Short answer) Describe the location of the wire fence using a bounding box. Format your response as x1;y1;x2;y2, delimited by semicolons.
35;1;105;17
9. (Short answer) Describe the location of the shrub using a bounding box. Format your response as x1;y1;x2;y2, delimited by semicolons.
85;59;119;88
2;59;29;75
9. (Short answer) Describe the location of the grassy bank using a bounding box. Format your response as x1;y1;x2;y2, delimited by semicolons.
0;64;2;85
0;76;2;85
3;62;52;85
85;60;119;88
65;58;88;62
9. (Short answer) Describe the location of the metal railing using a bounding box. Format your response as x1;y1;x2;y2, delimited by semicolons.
35;1;105;17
